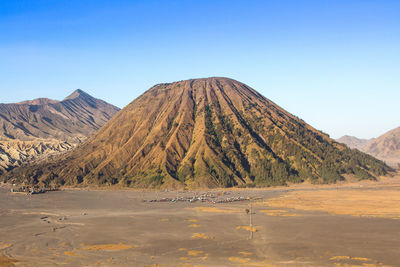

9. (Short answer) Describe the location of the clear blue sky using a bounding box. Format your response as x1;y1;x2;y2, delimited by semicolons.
1;0;399;139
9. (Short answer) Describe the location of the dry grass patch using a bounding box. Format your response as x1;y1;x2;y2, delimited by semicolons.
246;261;276;267
328;255;390;267
239;251;253;256
191;233;212;239
330;255;373;262
259;210;287;213
266;189;400;219
333;264;384;267
82;243;133;251
187;250;204;256
330;256;351;260
352;257;371;261
259;210;299;217
201;253;209;261
229;256;250;263
0;255;18;267
64;251;77;256
188;207;240;213
236;226;258;232
0;242;12;250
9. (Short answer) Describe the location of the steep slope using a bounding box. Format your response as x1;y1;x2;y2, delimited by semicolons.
363;127;400;166
4;78;391;188
0;90;120;173
337;135;370;150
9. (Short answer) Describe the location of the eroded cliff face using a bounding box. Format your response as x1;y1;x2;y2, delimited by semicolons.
0;139;74;174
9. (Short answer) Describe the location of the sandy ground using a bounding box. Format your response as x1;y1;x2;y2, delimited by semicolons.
1;176;400;267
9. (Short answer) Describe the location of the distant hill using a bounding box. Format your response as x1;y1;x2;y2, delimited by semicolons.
336;135;370;150
0;90;120;173
4;78;391;188
363;127;400;167
338;128;400;167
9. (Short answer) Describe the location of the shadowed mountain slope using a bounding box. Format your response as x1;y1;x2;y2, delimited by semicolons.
4;78;391;188
0;90;120;174
0;89;120;142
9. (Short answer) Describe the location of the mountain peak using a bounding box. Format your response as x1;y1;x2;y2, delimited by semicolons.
17;98;58;105
63;89;93;101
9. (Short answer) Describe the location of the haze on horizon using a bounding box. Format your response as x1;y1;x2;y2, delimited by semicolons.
0;0;399;139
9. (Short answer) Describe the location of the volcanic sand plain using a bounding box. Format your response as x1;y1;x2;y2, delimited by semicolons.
1;175;400;266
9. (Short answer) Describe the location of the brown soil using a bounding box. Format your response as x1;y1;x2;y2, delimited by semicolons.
1;177;400;266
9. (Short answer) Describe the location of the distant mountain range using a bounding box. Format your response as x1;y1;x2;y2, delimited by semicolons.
0;90;120;174
3;78;390;188
0;89;119;142
337;127;400;167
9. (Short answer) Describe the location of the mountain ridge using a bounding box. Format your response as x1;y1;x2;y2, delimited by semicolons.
0;89;120;142
17;98;59;105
